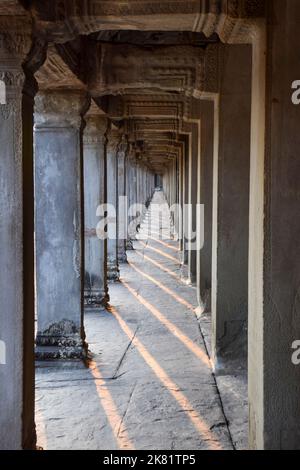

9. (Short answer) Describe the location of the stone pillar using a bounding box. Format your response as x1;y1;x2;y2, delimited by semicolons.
137;161;142;206
146;169;149;203
117;135;128;263
135;160;142;230
127;144;137;248
126;149;133;250
35;90;87;360
140;164;144;207
188;128;199;285
180;144;183;237
147;168;153;205
145;168;149;206
173;158;176;205
249;0;300;449
0;31;36;450
83;110;108;308
211;44;252;371
197;101;214;312
174;152;180;235
178;138;185;252
171;157;178;231
181;135;189;265
106;126;120;281
139;163;147;219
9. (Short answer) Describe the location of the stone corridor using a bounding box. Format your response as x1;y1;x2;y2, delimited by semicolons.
2;1;300;452
36;191;247;451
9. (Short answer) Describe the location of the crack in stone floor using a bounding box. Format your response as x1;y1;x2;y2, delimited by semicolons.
36;191;247;450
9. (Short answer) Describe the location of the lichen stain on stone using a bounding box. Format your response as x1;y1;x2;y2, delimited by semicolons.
41;319;78;336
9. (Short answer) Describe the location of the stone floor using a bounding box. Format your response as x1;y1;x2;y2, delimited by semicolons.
36;191;248;450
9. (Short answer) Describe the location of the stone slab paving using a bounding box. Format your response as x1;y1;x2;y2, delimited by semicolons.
36;191;247;450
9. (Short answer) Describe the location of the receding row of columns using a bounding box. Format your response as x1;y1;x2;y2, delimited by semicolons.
162;45;251;372
34;92;155;360
161;50;250;376
160;2;300;450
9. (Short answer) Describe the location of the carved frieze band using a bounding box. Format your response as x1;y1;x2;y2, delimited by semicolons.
0;69;25;120
1;1;265;47
0;70;25;87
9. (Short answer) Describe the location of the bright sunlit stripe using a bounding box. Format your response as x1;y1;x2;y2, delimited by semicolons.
121;277;211;369
136;250;182;282
139;240;180;264
147;236;180;252
129;261;195;313
109;305;222;450
89;360;134;450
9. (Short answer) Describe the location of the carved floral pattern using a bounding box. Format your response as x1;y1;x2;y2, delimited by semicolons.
0;70;25;87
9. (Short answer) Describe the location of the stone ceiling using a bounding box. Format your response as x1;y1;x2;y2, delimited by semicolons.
0;1;265;173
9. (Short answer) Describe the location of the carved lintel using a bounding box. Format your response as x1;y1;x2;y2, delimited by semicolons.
83;40;222;99
217;1;266;43
88;43;205;97
34;90;88;128
131;118;179;134
28;0;265;43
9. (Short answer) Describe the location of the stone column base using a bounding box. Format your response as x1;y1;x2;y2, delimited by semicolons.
84;290;109;309
118;251;128;264
107;264;120;282
35;320;87;360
